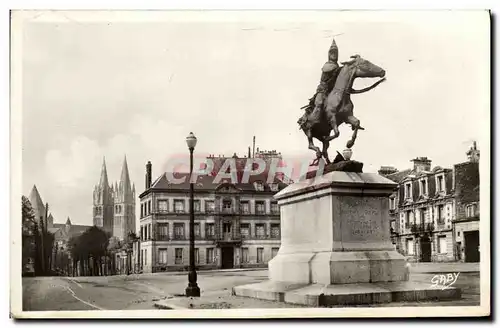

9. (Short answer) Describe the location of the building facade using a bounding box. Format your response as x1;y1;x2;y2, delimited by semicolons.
92;156;136;241
382;143;480;263
137;154;287;273
453;142;480;262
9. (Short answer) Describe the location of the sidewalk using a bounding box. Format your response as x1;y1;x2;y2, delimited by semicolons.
409;262;479;274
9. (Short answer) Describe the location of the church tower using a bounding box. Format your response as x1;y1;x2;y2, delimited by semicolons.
113;155;136;240
29;185;46;227
93;158;114;235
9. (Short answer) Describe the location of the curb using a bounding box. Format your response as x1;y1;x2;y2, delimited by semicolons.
154;301;188;310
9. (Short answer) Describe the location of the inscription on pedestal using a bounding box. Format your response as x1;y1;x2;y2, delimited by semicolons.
340;196;384;242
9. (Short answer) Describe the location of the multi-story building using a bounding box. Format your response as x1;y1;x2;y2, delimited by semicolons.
137;154;288;273
381;142;480;263
453;142;480;262
92;156;136;241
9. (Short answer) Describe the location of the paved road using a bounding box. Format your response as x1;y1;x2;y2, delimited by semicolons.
22;268;480;311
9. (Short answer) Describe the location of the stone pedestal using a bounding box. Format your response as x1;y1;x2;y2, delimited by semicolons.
233;171;461;306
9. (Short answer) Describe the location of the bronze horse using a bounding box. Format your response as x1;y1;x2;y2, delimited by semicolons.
298;54;386;165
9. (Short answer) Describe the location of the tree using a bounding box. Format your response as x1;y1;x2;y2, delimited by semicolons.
125;231;139;275
66;226;110;276
21;196;36;275
107;236;123;275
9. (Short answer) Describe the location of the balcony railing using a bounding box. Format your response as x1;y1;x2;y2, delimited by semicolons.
410;222;435;234
216;231;242;243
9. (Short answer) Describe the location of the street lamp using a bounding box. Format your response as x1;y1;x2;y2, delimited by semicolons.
185;132;201;297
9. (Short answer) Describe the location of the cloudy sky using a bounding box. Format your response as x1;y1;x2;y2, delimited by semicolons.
18;11;489;226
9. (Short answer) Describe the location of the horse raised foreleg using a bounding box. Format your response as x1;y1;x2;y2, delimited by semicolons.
346;115;361;148
304;129;322;165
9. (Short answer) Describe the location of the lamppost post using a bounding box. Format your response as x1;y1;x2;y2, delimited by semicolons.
185;132;200;297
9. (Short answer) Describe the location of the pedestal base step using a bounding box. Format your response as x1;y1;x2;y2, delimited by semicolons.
232;280;461;307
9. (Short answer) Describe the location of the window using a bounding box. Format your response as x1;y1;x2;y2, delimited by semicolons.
145;249;147;265
254;182;264;191
148;201;151;215
405;182;412;199
420;207;427;223
141;250;144;266
271;248;279;258
240;201;250;214
390;220;396;231
437;205;445;223
240;223;250;238
466;204;477;217
241;248;249;263
406;238;414;255
157;223;169;240
158;249;168;264
405;211;411;228
174;200;185;213
256;224;266;238
206;223;215;238
389;198;396;210
206;201;215;213
438;236;447;254
257;248;264;263
222;200;232;213
206;248;215;264
436;175;445;192
271;201;279;214
270;183;279;192
158;200;168;212
193;200;201;213
141;204;144;217
420;179;427;196
271;224;280;238
174;223;185;239
195;248;200;264
256;201;265;214
175;248;183;264
194;223;201;237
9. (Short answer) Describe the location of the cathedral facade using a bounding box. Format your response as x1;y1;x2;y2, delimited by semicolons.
93;156;136;241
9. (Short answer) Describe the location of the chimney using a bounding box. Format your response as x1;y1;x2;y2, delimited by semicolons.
252;136;256;158
466;141;480;163
145;161;152;189
411;157;432;172
248;146;251;158
378;166;398;176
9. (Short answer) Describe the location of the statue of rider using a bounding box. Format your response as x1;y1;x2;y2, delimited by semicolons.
307;37;340;120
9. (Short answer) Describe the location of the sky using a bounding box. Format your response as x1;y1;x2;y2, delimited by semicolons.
18;11;490;226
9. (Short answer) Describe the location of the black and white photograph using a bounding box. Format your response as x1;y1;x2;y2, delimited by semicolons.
9;10;490;318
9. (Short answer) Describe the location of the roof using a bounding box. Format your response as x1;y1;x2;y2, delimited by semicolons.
52;223;92;240
384;169;413;183
28;185;46;216
145;171;288;194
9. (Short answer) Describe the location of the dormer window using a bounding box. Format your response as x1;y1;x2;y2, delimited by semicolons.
419;179;428;196
404;182;412;199
466;204;477;217
254;181;264;191
389;197;396;210
436;174;445;193
270;183;279;192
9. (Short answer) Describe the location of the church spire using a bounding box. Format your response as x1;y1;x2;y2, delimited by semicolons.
120;155;133;199
99;157;110;189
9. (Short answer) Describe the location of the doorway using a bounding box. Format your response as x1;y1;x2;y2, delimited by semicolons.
221;247;234;269
464;231;480;262
420;235;432;262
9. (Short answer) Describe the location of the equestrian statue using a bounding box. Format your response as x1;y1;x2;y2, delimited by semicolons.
298;37;386;166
